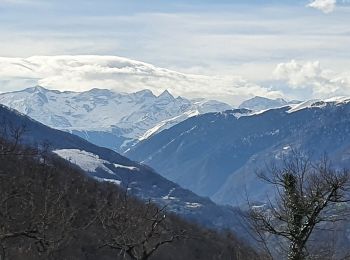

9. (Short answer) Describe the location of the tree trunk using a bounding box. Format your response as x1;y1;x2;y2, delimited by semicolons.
288;241;305;260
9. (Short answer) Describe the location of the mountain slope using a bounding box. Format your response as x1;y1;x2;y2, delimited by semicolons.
127;98;350;206
0;86;231;152
0;104;245;234
0;131;259;260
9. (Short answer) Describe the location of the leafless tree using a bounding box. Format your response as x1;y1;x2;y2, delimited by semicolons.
28;173;78;257
0;127;77;259
246;152;350;260
0;178;32;259
98;189;185;260
0;166;79;259
0;120;39;160
0;119;26;156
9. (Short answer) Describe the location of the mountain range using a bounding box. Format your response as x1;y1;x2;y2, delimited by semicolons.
1;86;350;254
3;86;350;207
0;86;231;153
126;97;350;207
0;103;246;235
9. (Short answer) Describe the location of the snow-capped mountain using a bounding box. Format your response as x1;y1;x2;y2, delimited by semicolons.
0;103;246;234
239;96;301;111
127;97;350;206
0;86;231;152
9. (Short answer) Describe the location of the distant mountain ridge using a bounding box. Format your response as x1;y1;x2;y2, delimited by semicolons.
127;97;350;206
0;86;231;153
239;96;301;111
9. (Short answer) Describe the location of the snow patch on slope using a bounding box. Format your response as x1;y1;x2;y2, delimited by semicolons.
53;149;115;175
95;177;121;186
114;163;139;171
162;188;176;200
185;202;202;209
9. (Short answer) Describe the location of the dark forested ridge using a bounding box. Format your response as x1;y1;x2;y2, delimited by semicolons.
0;131;260;260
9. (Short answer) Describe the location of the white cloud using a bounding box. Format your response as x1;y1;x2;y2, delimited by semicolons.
0;55;281;105
273;60;350;98
307;0;337;13
0;6;349;82
2;56;350;104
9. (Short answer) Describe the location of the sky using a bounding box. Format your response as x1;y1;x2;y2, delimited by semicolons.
0;0;349;105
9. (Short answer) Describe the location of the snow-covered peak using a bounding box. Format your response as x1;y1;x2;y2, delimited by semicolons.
24;85;49;94
0;86;232;152
84;88;115;95
157;89;174;100
324;96;350;103
288;96;350;113
195;99;232;114
239;96;289;111
134;89;155;98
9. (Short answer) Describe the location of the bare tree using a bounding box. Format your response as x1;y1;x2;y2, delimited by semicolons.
0;119;27;156
98;189;185;260
0;120;39;160
246;152;350;260
27;172;78;257
0;166;79;259
0;178;33;260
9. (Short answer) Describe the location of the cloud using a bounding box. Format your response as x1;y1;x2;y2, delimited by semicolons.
0;55;281;105
2;56;350;103
307;0;337;13
0;3;349;83
273;60;350;98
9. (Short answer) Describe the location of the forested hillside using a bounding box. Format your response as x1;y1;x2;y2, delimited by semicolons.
0;128;260;260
